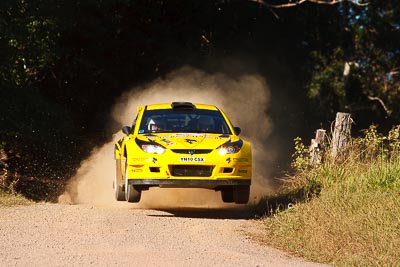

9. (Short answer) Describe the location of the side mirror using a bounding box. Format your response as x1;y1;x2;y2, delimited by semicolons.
122;126;132;135
234;127;241;135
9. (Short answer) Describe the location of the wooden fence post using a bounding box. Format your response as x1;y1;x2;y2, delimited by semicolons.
310;129;327;166
331;112;352;159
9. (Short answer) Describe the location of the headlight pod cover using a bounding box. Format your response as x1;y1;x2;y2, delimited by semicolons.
135;138;166;154
218;139;243;155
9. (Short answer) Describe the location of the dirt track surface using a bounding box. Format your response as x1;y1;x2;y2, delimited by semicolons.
0;203;323;266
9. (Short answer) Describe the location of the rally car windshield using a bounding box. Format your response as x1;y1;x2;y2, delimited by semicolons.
138;109;232;134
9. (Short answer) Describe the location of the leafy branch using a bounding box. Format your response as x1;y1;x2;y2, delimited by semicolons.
250;0;369;8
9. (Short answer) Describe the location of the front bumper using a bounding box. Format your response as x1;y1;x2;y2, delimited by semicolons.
125;153;252;180
127;178;251;190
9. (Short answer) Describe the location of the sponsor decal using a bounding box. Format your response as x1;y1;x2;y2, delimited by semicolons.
131;157;149;161
173;133;204;137
185;138;197;144
233;158;249;162
205;134;228;139
180;157;206;162
161;139;175;146
163;133;220;139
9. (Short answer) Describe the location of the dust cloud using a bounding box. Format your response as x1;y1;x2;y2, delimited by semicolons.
59;67;275;207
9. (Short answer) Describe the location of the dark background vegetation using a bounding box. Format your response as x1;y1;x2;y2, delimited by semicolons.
1;0;399;200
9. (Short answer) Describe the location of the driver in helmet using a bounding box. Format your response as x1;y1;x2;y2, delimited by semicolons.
148;119;162;132
151;124;161;132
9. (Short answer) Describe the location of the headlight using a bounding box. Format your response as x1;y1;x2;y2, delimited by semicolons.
135;138;166;154
218;139;243;155
141;144;165;154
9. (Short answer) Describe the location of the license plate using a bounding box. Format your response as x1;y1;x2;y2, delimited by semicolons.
180;157;206;162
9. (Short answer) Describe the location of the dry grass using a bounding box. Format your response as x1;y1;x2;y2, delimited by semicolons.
260;125;400;266
0;191;32;207
0;145;32;207
262;188;400;265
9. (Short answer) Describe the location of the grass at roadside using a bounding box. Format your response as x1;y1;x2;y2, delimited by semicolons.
0;191;32;207
260;125;400;266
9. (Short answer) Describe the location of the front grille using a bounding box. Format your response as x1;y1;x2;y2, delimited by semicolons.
170;165;213;177
171;149;213;154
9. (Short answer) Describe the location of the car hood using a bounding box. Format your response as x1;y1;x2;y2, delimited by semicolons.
137;133;240;149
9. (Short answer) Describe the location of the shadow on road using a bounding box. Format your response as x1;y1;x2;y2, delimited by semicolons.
147;205;261;220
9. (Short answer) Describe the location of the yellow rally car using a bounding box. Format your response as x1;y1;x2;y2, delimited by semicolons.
114;102;252;204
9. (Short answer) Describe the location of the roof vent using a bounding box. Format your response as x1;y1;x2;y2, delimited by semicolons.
171;102;195;110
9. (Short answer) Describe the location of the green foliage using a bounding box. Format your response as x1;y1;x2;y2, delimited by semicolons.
291;137;310;171
0;0;59;89
290;124;400;197
308;48;345;100
304;2;400;121
387;125;400;153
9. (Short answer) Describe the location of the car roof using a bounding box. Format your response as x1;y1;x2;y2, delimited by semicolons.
144;102;219;111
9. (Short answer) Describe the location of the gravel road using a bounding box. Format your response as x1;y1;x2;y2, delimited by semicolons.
0;203;323;267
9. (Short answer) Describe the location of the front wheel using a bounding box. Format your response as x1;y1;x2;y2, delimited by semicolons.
124;164;141;203
221;189;234;203
233;185;250;204
114;159;125;201
125;184;141;203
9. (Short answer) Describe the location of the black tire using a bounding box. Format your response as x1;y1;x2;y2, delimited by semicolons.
114;159;125;201
124;163;141;203
221;189;234;203
125;184;141;203
233;185;250;204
